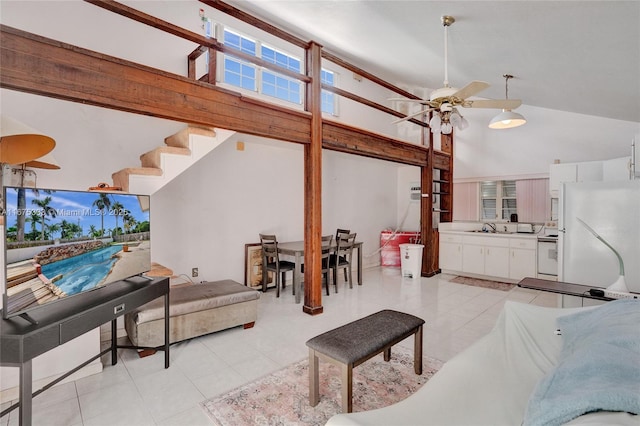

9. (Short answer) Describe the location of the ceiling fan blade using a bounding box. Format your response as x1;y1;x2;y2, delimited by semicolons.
464;99;522;109
392;108;431;124
388;98;430;104
451;81;490;100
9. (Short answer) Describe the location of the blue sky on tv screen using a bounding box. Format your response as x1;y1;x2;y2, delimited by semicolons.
4;188;149;237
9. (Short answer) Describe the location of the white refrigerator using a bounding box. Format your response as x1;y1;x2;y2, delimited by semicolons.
559;179;640;296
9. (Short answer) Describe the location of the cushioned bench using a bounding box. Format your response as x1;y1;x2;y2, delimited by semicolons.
124;280;260;347
306;309;425;413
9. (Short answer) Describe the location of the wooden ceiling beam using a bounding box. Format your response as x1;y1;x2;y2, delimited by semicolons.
323;120;432;167
1;25;431;167
0;25;311;144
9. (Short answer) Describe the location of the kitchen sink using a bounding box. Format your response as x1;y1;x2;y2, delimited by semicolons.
465;230;513;234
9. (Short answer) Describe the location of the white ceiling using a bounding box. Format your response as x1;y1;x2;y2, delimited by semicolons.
226;0;640;123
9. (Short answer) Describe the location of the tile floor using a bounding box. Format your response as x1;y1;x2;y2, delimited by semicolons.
0;268;557;426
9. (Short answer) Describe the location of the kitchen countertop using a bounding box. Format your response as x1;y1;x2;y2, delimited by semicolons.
439;230;540;239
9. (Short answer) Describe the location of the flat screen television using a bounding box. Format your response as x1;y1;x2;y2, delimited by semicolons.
2;186;151;322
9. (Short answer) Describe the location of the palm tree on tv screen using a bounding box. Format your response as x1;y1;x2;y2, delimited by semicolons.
25;210;41;240
123;212;136;234
15;188;54;241
111;201;125;237
48;222;61;240
31;196;57;241
92;193;111;237
16;188;26;241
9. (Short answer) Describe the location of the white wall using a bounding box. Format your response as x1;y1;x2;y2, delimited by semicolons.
396;166;421;231
450;104;639;181
151;134;399;282
4;0;640;401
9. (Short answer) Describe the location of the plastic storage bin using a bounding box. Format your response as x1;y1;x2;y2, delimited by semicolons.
399;243;424;278
380;231;420;266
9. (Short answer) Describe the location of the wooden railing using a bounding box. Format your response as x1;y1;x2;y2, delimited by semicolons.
86;0;429;129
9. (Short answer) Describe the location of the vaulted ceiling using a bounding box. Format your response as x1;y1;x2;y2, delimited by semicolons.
226;0;640;123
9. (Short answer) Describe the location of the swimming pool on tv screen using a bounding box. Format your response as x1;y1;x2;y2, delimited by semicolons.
41;245;122;295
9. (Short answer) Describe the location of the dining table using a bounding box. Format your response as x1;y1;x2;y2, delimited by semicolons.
278;240;363;304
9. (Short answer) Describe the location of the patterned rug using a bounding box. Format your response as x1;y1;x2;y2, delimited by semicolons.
450;276;515;291
201;346;442;426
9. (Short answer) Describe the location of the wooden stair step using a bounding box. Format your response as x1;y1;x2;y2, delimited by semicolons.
165;125;215;149
112;167;163;193
140;146;191;169
147;262;174;277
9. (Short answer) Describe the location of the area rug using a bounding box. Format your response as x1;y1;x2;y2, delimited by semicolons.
450;275;515;291
201;346;443;426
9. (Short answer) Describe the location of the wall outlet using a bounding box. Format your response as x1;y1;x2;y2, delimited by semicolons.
192;267;199;277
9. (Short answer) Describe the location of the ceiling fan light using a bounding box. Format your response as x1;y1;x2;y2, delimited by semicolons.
441;122;453;134
489;110;527;129
449;112;461;126
459;115;470;130
429;114;442;133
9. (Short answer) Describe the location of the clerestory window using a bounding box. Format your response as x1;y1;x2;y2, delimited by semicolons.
208;24;336;114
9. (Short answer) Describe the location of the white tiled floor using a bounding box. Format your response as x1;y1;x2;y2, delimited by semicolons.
0;268;557;426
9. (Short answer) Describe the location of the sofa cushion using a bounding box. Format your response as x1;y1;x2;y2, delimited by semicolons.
523;299;640;426
131;280;260;325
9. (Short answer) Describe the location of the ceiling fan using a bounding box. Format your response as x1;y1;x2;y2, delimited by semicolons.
391;15;522;134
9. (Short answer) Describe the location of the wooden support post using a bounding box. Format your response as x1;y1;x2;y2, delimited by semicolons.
421;132;454;276
303;41;323;315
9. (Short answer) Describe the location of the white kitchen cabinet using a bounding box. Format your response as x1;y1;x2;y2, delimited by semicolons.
602;156;632;181
509;238;537;280
550;161;604;197
484;246;510;278
462;244;485;274
461;235;510;279
549;163;576;196
576;161;603;182
439;234;463;271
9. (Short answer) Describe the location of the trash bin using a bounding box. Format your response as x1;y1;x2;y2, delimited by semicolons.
399;243;424;278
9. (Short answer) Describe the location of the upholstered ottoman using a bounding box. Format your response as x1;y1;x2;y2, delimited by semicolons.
124;280;259;347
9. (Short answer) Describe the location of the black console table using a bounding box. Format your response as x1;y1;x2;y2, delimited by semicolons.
0;276;169;426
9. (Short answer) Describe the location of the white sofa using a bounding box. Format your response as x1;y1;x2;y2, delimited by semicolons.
327;300;640;426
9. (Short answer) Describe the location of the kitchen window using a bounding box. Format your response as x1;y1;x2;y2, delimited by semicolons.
480;180;517;220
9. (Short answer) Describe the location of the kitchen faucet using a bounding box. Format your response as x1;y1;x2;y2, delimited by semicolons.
483;223;497;232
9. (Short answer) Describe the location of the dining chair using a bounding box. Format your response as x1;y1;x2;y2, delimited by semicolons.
259;234;295;297
331;232;357;292
302;235;333;296
335;228;350;241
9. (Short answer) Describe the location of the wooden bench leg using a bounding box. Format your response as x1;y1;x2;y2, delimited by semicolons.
414;325;423;375
309;348;320;407
383;347;391;362
341;363;353;413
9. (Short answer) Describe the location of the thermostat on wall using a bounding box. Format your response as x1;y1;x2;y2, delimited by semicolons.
410;182;421;202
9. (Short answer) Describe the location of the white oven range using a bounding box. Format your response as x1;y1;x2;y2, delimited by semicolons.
537;235;558;280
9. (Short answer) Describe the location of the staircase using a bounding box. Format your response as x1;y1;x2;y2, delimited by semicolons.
112;125;235;194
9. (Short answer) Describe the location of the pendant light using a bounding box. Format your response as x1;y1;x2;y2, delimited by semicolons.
489;75;526;129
